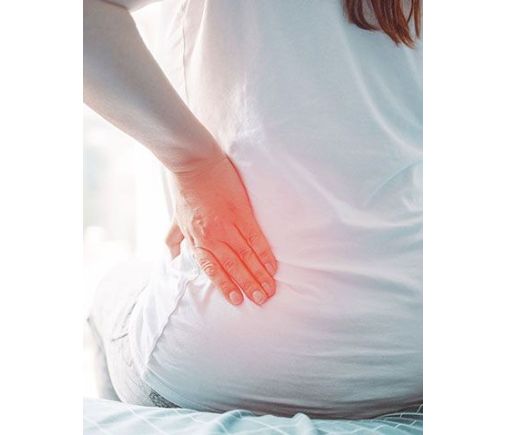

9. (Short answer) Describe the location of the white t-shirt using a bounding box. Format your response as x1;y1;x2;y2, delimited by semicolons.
129;0;422;418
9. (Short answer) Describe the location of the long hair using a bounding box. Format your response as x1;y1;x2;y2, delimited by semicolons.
343;0;422;47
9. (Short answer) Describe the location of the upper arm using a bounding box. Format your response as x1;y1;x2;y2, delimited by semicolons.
101;0;161;12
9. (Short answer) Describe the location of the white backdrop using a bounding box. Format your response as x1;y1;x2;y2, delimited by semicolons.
83;2;170;397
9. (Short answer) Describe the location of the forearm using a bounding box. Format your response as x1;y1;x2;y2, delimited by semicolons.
83;0;223;173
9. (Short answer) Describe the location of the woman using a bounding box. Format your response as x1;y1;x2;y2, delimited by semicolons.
85;0;422;418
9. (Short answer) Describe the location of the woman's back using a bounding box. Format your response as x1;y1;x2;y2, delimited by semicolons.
129;0;422;418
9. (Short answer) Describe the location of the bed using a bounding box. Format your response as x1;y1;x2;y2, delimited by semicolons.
83;398;422;434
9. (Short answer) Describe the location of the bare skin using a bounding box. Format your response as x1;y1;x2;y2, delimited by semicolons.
167;156;277;305
84;0;277;305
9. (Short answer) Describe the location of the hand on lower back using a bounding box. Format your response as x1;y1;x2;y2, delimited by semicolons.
167;154;278;306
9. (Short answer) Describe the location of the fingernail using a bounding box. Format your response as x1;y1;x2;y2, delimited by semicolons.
229;291;243;305
262;282;274;296
252;290;266;305
265;262;275;275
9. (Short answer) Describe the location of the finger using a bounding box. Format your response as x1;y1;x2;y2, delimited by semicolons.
192;247;244;306
234;221;278;277
211;242;269;306
165;221;184;258
227;227;276;297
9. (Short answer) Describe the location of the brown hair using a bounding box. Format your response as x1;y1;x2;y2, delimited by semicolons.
343;0;422;47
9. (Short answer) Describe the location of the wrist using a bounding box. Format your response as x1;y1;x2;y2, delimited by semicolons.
163;139;226;173
171;149;228;182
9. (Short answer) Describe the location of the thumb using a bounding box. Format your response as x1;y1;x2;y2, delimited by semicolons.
165;221;184;259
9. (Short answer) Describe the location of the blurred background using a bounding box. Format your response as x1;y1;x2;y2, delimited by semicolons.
83;3;167;397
